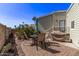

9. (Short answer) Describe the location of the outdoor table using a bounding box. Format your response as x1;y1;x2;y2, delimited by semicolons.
30;34;38;46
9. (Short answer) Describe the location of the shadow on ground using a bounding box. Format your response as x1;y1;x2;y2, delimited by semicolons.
43;47;60;54
46;42;61;47
39;42;61;54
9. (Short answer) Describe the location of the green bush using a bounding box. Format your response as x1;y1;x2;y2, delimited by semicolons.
14;24;37;39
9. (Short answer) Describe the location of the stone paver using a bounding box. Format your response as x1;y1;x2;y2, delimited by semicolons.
21;40;79;56
58;42;79;50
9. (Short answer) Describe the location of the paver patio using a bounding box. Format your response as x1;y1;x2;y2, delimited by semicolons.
15;38;25;56
19;40;79;56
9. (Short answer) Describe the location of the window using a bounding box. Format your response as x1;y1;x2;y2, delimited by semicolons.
71;21;74;28
59;20;65;32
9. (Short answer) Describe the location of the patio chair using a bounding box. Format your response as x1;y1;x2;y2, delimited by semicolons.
36;33;47;50
51;31;69;42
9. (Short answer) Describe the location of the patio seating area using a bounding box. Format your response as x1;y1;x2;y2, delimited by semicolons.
15;32;79;56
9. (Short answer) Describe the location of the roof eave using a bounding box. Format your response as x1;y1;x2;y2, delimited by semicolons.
66;3;74;13
38;10;66;19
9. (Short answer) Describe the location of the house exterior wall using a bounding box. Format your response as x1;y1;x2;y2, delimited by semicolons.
53;12;66;31
66;3;79;47
38;11;66;32
39;14;53;32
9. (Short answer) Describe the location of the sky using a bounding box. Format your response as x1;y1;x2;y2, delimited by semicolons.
0;3;71;28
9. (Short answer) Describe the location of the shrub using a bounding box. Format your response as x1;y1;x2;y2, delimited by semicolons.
14;24;37;39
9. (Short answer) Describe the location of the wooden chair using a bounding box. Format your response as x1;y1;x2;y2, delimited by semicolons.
36;33;47;50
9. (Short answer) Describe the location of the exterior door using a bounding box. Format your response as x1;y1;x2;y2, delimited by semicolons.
59;20;65;32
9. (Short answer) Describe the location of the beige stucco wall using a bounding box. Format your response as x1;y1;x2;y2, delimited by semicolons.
5;27;11;40
39;11;66;32
0;24;6;50
66;3;79;47
0;24;11;50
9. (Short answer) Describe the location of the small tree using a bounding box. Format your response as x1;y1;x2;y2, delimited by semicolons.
14;25;16;28
32;17;39;33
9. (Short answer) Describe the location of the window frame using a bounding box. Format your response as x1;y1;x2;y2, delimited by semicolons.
71;21;74;29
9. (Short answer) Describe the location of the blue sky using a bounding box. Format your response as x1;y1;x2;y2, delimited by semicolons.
0;3;71;28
